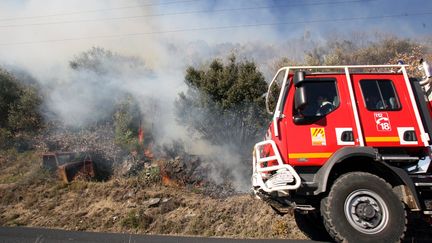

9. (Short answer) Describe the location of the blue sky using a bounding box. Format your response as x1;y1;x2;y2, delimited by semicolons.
152;0;432;41
1;0;431;43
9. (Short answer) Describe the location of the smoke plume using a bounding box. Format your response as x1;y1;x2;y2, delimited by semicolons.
1;0;428;191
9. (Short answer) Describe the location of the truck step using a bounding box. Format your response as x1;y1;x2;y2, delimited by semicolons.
295;205;316;211
411;175;432;211
411;175;432;187
415;182;432;187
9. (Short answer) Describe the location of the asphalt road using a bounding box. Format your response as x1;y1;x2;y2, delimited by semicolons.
0;227;320;243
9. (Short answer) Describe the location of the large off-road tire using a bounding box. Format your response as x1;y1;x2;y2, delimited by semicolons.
294;210;332;241
320;172;407;243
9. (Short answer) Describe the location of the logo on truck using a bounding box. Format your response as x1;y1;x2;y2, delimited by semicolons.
311;128;326;146
374;112;392;131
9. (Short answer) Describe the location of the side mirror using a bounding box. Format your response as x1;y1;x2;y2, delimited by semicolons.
293;71;306;87
294;86;307;110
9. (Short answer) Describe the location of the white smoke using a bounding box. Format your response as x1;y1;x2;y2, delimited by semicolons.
0;0;424;191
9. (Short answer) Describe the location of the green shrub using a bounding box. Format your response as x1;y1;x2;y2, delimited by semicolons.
121;209;154;229
113;96;141;150
177;55;268;158
0;68;43;150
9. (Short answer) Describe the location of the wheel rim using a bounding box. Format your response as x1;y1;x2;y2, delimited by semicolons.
344;189;389;234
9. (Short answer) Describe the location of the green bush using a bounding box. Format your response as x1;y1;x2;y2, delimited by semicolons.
7;86;42;134
0;128;12;149
0;68;43;146
113;96;141;150
0;69;20;128
121;209;154;229
176;55;268;158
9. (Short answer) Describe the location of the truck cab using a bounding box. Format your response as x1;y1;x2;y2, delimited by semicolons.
252;63;432;242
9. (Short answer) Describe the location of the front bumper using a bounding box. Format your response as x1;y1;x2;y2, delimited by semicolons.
251;140;301;195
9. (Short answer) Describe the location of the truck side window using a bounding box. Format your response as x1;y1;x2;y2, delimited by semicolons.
360;79;401;111
295;80;339;117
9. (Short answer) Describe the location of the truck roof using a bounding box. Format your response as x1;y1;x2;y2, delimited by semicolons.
276;64;409;76
299;72;404;75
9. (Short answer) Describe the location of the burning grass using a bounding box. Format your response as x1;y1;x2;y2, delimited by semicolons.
0;148;307;239
1;148;431;241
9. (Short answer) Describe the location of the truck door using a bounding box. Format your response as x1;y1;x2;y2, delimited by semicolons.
282;74;359;167
351;74;424;147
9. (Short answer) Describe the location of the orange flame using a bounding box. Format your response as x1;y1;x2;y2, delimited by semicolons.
144;143;153;159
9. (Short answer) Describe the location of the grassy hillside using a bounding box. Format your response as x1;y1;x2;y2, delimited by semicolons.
0;148;306;240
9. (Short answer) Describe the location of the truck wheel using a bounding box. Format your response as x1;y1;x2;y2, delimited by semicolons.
320;172;406;243
294;210;332;241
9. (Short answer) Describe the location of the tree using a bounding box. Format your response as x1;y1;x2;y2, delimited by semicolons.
69;46;144;75
323;37;424;64
177;55;268;158
8;86;43;133
0;68;43;149
0;69;20;128
269;57;301;74
66;47;151;127
352;37;423;65
295;36;430;77
0;68;43;134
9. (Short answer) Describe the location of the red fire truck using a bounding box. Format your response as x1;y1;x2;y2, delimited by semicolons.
251;60;432;242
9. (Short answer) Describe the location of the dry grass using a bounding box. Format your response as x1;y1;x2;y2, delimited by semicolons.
0;149;43;184
0;149;307;240
1;149;431;242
